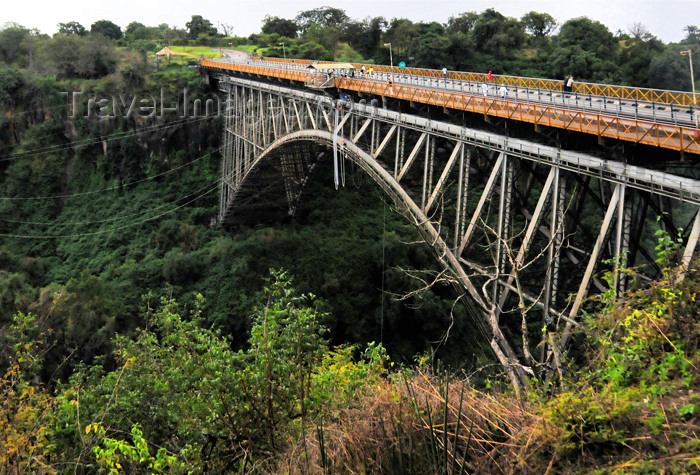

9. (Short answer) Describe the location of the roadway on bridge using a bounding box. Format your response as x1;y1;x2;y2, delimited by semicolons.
218;57;698;129
203;56;700;154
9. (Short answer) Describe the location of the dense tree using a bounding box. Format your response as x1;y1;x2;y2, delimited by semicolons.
90;19;122;40
521;11;557;38
684;25;700;44
295;7;349;34
384;18;420;62
649;48;692;90
557;17;617;63
304;22;343;59
547;17;621;82
448;33;476;71
57;21;87;36
155;23;187;44
124;21;152;41
446;11;478;35
36;33;118;79
403;22;451;69
471;9;526;59
296;41;331;61
0;23;32;67
619;31;665;86
0;65;26;105
261;15;298;38
119;50;150;90
344;16;386;58
185;14;217;40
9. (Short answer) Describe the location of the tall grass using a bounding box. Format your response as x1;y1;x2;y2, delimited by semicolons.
276;367;532;474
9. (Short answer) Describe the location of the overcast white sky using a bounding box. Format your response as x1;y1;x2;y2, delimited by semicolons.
3;0;699;44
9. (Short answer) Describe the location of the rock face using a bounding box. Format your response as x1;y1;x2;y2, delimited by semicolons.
84;113;221;163
3;84;223;165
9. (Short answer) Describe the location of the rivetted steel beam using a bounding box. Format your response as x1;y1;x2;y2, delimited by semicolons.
224;77;700;205
562;183;623;346
458;152;505;256
683;211;700;269
397;132;427;182
352;118;372;143
426;142;462;213
374;125;397;159
496;167;556;316
305;102;316;129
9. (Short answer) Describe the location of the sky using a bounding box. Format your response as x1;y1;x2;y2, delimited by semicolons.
3;0;699;44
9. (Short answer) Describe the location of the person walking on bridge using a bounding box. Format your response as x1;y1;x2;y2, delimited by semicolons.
563;76;574;95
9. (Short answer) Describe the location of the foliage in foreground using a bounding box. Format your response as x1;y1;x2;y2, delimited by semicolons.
2;260;700;473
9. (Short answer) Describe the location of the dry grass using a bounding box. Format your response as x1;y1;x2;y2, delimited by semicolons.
274;262;700;474
276;369;538;474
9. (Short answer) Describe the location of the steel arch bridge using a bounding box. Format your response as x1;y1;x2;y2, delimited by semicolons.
214;73;700;388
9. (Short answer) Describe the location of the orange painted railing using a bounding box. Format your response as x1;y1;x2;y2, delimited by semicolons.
201;59;700;154
258;57;698;107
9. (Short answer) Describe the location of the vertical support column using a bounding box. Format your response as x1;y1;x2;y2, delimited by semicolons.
259;90;266;148
394;125;401;178
427;138;435;198
399;129;406;172
493;154;512;304
219;83;231;224
541;168;565;362
459;148;471;243
613;183;631;293
421;134;431;210
241;86;248;174
561;183;623;347
236;86;244;188
458;152;505;256
683;210;700;270
454;144;466;252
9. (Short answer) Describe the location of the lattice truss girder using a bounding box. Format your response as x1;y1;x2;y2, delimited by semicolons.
218;76;700;373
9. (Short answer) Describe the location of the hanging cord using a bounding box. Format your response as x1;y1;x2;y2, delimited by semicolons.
381;198;386;343
340;141;346;187
351;155;361;189
332;102;339;189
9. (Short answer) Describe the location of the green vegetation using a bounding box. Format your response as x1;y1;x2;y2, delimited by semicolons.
2;262;699;472
0;7;699;473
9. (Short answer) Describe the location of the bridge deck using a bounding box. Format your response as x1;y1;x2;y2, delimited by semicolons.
258;56;700;107
201;58;700;155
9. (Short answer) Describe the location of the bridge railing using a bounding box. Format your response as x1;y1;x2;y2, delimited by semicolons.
257;56;697;107
201;59;700;154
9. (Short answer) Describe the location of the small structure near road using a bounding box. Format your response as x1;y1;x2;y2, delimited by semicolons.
305;62;355;89
155;47;177;60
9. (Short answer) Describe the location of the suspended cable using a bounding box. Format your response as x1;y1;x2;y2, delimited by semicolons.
0;171;222;226
0;115;212;162
340;140;346;187
0;138;230;202
332;101;339;189
381;198;386;344
0;179;221;239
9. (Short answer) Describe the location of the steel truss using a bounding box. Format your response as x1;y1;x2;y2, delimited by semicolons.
218;75;700;384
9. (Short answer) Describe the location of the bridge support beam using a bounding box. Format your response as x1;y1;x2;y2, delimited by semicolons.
214;74;700;386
